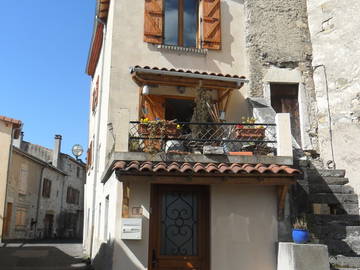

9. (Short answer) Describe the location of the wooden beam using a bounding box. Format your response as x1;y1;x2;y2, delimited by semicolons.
118;175;296;186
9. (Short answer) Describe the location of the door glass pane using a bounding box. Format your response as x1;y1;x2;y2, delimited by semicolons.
183;0;198;47
160;191;198;256
164;0;179;46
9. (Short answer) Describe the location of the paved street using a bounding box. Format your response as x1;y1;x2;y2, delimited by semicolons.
0;241;90;270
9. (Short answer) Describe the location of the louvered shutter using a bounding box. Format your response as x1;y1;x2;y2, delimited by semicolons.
144;0;164;44
202;0;221;50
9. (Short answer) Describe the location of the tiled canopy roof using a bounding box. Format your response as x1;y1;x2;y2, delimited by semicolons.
131;65;246;80
113;161;300;176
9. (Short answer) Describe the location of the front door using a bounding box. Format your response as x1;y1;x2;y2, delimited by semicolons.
3;202;13;237
149;185;210;270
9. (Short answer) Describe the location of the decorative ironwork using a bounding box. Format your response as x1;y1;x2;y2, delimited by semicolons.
129;121;277;155
160;191;198;256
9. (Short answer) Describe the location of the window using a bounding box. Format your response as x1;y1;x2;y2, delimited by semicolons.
76;167;80;178
19;164;28;195
67;187;80;205
86;141;93;170
42;178;52;198
144;0;221;50
15;207;27;230
164;0;198;47
91;77;99;112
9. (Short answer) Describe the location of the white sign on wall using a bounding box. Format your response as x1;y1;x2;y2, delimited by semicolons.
121;218;142;240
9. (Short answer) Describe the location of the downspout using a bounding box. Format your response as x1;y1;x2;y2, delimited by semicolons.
35;166;46;238
89;16;107;259
1;125;21;242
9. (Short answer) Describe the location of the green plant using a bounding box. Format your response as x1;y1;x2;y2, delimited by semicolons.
293;217;308;230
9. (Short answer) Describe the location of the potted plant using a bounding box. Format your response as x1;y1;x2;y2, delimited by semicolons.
235;117;265;139
139;118;180;137
292;217;309;244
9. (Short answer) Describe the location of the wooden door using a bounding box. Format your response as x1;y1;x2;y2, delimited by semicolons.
270;83;301;146
3;202;13;237
44;214;54;238
149;185;210;270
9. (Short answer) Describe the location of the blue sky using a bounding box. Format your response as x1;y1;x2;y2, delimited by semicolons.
1;1;95;159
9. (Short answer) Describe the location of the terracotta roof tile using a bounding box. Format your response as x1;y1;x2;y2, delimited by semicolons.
132;65;246;80
113;161;300;176
0;115;22;127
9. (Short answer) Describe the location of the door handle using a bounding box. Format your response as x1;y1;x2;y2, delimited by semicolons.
152;249;158;269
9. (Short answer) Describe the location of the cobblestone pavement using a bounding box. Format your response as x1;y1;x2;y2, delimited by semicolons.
0;241;90;270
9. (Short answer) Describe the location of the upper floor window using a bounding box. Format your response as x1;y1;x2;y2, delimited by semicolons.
42;178;51;198
144;0;221;50
164;0;198;48
66;187;80;205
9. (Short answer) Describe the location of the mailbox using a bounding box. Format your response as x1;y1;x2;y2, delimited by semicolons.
121;218;142;240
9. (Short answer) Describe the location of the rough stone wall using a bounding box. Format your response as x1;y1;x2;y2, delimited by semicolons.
244;0;319;150
307;0;360;194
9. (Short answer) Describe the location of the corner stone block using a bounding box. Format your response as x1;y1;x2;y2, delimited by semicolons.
277;243;330;270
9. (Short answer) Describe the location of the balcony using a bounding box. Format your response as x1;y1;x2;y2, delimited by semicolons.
127;114;293;158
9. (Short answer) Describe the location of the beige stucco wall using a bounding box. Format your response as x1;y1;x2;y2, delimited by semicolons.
211;185;277;270
0;120;13;241
95;179;278;270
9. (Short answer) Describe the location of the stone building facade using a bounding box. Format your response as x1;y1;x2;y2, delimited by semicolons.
2;133;86;240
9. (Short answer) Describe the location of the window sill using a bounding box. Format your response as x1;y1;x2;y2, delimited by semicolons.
156;45;207;56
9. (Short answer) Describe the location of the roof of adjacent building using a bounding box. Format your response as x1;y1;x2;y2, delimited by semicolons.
113;161;300;176
0;115;22;138
0;115;22;127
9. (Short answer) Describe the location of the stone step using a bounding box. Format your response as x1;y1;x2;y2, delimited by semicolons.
313;226;360;240
301;184;355;194
325;239;360;256
310;215;360;226
330;255;360;269
309;194;358;205
303;177;350;185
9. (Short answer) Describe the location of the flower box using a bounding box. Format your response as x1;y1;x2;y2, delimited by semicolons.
139;123;180;137
235;127;265;139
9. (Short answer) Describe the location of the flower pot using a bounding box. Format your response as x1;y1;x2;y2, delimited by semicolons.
235;127;265;139
292;229;309;244
139;123;180;137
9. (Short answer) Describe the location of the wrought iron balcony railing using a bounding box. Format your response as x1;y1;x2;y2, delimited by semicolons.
128;121;277;155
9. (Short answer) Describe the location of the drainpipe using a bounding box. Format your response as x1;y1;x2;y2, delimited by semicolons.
89;16;107;259
1;125;22;243
35;167;46;239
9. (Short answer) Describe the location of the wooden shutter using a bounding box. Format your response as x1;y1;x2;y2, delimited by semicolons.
144;95;165;120
202;0;221;50
144;0;163;44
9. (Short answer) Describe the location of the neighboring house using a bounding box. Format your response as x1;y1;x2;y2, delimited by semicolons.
83;1;305;270
2;133;86;240
0;115;21;243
